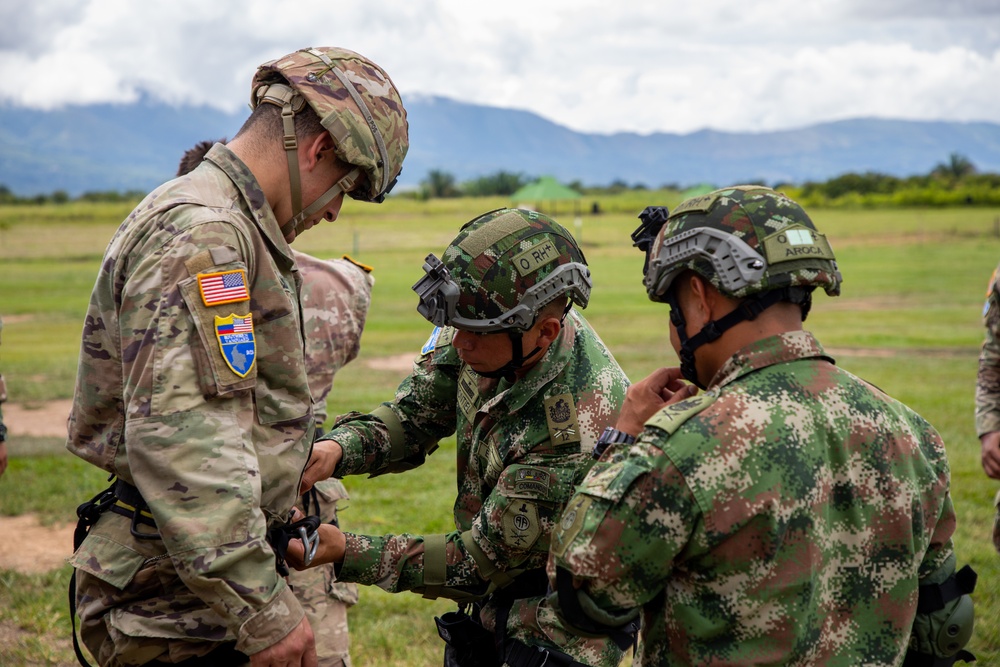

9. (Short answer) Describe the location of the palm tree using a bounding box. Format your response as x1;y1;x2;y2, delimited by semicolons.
932;153;976;180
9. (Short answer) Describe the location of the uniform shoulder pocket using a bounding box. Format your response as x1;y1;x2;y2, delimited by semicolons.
179;265;257;396
578;456;653;503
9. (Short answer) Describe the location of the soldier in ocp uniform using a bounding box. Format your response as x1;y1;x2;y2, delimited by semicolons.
547;186;975;666
975;261;1000;553
174;140;367;667
291;208;632;667
66;46;408;667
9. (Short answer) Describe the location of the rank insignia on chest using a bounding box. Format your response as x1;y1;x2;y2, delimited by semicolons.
215;314;256;377
543;393;581;445
198;269;250;307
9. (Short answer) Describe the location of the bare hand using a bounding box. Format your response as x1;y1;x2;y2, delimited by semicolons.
249;616;317;667
300;439;343;494
616;367;698;436
981;431;1000;479
285;508;347;569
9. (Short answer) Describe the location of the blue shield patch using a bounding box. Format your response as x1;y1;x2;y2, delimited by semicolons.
215;313;256;377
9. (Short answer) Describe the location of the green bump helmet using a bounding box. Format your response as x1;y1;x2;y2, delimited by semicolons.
251;46;409;203
645;185;842;302
413;208;591;332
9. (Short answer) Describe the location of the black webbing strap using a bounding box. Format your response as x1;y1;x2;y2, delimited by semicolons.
916;565;977;614
902;649;976;667
70;483;118;667
554;567;639;652
266;515;321;577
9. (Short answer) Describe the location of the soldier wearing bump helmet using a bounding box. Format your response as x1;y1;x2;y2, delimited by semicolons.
66;47;407;666
291;208;632;666
547;186;975;666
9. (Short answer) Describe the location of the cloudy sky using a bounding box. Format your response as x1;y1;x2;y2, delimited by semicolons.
1;0;998;135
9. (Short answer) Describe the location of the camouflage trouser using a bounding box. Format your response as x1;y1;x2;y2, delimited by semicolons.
994;489;1000;554
289;478;358;667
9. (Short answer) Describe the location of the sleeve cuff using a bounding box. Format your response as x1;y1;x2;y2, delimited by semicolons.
235;582;305;656
338;532;384;586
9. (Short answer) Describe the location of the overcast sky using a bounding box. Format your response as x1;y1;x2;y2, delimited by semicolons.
1;0;998;135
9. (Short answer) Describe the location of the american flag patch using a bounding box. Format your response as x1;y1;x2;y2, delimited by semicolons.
199;270;250;306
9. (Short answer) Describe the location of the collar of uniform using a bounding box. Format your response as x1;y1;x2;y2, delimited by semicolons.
478;310;580;416
709;330;834;389
204;143;295;267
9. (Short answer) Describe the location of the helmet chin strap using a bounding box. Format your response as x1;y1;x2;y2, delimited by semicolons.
279;167;361;240
474;331;543;383
667;287;809;390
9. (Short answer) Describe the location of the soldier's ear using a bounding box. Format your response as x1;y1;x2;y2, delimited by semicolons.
533;316;562;349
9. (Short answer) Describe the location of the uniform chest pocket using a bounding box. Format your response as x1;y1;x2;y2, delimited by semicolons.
252;309;311;425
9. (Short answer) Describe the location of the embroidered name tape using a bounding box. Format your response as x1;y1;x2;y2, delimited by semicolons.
199;269;250;307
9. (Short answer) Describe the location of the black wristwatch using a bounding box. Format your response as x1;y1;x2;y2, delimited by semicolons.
592;426;636;459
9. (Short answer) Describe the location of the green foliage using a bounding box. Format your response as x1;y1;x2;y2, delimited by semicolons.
1;197;999;664
461;170;531;197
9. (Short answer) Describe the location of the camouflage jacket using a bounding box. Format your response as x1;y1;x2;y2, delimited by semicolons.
976;262;1000;436
549;330;957;666
67;143;315;660
321;310;629;664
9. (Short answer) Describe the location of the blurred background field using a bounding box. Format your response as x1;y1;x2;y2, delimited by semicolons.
1;193;999;665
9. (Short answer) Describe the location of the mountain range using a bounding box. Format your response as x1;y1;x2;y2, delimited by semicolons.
1;94;999;197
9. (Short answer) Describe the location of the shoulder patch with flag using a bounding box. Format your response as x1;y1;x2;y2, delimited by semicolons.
199;269;250;306
215;313;256;377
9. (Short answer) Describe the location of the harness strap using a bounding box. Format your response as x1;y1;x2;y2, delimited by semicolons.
916;564;977;614
422;533;448;599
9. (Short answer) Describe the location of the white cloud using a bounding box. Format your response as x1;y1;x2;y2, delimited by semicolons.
0;0;997;133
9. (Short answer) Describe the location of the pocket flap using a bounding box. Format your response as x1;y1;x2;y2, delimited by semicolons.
70;533;147;590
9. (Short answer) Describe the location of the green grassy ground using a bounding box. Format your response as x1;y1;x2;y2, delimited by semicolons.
1;195;999;665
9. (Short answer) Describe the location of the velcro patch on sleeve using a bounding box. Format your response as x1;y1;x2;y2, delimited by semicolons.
214;313;256;377
198;269;250;306
544;393;581;446
644;391;717;436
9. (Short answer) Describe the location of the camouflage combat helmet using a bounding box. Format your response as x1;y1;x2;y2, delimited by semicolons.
643;185;841;302
413;208;591;333
633;186;842;388
251;47;409;237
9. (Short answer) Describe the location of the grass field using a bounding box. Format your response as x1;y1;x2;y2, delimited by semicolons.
1;194;999;665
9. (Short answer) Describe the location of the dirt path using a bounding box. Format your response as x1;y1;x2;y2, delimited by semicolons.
0;514;75;573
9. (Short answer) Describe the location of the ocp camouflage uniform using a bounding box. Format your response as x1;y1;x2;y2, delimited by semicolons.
324;309;629;666
67;143;315;665
293;250;372;667
549;330;957;666
975;261;1000;552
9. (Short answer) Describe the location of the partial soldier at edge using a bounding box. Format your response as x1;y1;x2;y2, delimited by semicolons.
974;261;1000;553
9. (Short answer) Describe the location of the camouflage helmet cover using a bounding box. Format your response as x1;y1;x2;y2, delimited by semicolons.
414;208;591;332
251;47;409;202
645;185;842;302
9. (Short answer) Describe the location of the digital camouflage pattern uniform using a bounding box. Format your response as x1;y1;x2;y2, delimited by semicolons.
974;260;1000;552
549;186;959;666
67;143;317;665
323;307;629;666
293;250;372;667
550;332;958;665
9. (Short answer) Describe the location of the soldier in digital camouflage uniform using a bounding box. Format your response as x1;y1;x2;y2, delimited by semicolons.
0;314;7;479
974;261;1000;553
294;250;371;667
174;140;366;667
546;186;975;666
290;208;632;667
66;47;408;667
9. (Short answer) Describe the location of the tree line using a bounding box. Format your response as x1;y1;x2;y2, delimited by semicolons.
1;153;998;207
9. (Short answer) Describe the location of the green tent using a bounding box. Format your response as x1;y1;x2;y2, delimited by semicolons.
511;176;581;215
